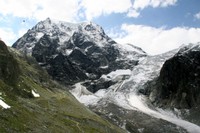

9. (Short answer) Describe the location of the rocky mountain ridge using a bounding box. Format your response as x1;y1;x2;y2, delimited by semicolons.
13;18;146;85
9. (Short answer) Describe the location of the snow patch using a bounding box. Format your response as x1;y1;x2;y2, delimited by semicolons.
31;90;40;97
102;69;131;81
108;69;131;77
65;49;73;55
70;83;98;105
0;99;11;109
138;128;144;133
118;43;146;55
70;83;108;106
114;43;147;61
36;32;44;40
38;62;46;65
52;54;58;59
178;42;200;55
71;83;93;97
100;65;108;69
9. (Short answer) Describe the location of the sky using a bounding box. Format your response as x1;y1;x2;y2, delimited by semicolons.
0;0;200;55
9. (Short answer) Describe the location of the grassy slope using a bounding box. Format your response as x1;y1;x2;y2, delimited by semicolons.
0;42;125;133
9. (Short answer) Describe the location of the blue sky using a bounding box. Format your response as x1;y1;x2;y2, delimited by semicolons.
0;0;200;54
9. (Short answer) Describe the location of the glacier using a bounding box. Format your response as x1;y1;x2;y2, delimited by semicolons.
70;46;200;132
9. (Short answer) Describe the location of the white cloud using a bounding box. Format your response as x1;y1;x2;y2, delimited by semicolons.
133;0;150;10
0;28;17;46
112;24;200;55
0;0;81;22
194;12;200;20
33;0;81;22
0;0;38;18
18;28;28;37
80;0;132;20
0;0;133;21
0;27;29;46
127;8;140;18
0;0;178;21
133;0;177;10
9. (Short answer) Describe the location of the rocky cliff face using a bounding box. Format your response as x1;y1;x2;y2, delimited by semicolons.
0;40;20;86
148;43;200;109
13;18;146;85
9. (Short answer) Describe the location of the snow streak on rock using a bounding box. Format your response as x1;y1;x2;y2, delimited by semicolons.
0;99;11;109
31;90;40;98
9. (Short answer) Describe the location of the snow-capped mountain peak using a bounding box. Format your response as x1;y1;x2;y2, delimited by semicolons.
13;18;112;54
177;42;200;55
13;18;146;84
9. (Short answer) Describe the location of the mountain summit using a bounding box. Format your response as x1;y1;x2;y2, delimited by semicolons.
13;18;146;85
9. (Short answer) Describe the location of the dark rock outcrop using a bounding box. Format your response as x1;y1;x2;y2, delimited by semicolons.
0;40;20;86
83;78;116;93
148;43;200;109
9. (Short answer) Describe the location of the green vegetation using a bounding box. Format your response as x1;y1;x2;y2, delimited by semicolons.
0;41;125;133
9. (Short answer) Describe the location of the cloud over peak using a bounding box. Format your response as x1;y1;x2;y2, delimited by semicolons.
111;24;200;55
80;0;132;20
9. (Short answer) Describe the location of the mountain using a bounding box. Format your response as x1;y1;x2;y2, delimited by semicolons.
71;44;200;133
12;18;200;133
13;18;146;85
146;43;200;126
147;43;200;109
0;40;125;132
71;48;188;133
